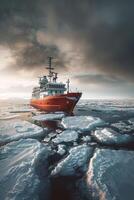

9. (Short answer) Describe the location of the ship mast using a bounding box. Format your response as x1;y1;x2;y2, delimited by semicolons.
46;56;54;82
67;79;70;93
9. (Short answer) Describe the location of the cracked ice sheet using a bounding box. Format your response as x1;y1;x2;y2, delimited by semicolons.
51;144;93;177
0;139;51;200
93;128;134;146
111;121;134;133
52;130;78;144
0;120;47;145
86;148;134;200
32;112;65;121
61;116;105;131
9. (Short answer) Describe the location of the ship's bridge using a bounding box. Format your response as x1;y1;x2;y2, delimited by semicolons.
33;57;69;98
46;82;66;95
39;82;66;98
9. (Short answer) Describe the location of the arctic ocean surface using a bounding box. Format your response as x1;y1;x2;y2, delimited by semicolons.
0;99;134;200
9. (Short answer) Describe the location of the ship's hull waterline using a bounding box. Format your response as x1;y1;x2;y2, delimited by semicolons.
30;92;82;114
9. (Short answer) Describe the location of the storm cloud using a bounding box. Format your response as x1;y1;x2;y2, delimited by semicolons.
0;0;134;81
74;74;126;85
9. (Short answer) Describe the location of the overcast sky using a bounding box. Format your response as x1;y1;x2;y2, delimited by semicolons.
0;0;134;99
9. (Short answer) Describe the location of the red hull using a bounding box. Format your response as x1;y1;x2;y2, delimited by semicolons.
30;92;82;114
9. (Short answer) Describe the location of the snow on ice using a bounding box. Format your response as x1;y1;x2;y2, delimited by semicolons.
0;139;51;200
86;148;134;200
61;116;105;131
51;144;93;177
0;120;47;145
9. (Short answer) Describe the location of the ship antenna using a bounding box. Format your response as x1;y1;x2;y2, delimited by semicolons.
67;79;70;93
46;56;54;82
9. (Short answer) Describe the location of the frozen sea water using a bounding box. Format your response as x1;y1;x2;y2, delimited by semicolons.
86;148;134;200
51;144;93;177
0;113;20;120
111;121;134;133
76;99;134;123
57;144;66;156
32;113;65;121
52;130;79;144
1;99;134;200
0;139;51;200
93;128;134;146
0;120;47;145
61;116;105;131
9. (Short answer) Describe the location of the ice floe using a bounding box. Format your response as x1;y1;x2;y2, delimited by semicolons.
128;118;134;125
52;130;78;144
86;148;134;200
81;135;91;143
48;132;57;138
57;144;66;156
51;144;93;177
111;121;134;133
0;120;47;145
0;139;51;200
93;128;134;146
32;112;65;121
61;116;105;131
43;137;51;143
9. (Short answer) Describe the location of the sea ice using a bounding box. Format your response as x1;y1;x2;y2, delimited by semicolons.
52;130;79;144
0;139;51;200
48;132;57;138
61;116;105;131
128;118;134;125
111;121;134;133
43;137;51;143
81;135;91;142
32;112;65;121
0;113;19;120
0;120;47;145
93;128;134;146
57;144;66;156
10;108;36;113
86;148;134;200
51;144;93;177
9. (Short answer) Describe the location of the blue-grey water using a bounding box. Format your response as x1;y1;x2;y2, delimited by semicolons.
0;99;134;200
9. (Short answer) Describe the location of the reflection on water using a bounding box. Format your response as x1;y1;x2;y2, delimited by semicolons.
41;120;60;130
